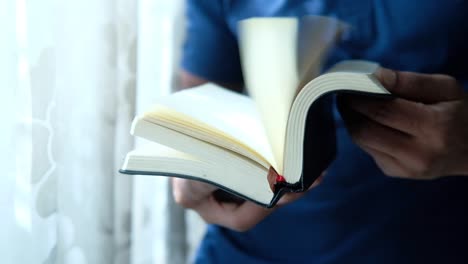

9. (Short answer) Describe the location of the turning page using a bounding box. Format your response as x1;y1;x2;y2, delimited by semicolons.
238;17;344;174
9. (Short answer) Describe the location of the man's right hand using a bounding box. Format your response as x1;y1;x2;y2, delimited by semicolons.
172;175;323;232
172;178;273;232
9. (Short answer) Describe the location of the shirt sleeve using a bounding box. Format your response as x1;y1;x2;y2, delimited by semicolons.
181;0;244;84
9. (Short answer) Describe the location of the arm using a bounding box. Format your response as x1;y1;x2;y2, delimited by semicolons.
339;68;468;179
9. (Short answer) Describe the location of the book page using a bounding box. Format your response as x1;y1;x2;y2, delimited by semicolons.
120;142;274;206
142;84;278;169
239;18;300;174
238;17;345;174
283;60;389;182
122;142;274;206
297;16;346;89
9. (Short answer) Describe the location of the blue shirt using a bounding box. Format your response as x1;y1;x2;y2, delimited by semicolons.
181;1;468;263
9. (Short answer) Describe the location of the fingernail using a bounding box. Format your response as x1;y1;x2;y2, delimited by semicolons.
376;67;397;90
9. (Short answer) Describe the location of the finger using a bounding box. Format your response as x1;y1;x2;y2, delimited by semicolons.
311;172;325;187
344;110;415;162
212;189;245;205
345;96;430;135
376;68;464;103
277;171;326;206
344;111;446;179
338;103;427;178
225;201;271;230
195;196;271;232
360;145;412;178
172;178;217;208
363;144;443;180
276;192;306;206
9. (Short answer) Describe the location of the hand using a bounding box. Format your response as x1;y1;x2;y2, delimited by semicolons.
172;175;323;232
339;68;468;179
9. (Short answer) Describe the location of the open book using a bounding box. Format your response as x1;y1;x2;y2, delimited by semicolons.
120;17;390;207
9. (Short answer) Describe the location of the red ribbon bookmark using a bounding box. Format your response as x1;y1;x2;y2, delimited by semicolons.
276;174;286;183
267;167;285;192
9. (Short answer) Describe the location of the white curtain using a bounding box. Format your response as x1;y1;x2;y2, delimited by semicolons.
0;0;193;263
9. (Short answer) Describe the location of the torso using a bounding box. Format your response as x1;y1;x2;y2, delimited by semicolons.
195;1;468;263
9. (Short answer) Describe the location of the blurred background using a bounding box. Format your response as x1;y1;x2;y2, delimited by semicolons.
0;0;205;263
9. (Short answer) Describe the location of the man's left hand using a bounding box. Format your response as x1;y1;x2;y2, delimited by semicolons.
339;68;468;179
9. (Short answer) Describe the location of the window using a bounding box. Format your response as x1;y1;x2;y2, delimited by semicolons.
0;0;199;263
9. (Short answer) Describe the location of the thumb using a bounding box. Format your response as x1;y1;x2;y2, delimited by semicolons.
376;67;464;103
276;172;325;206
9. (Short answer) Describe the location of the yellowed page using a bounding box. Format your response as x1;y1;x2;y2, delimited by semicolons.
297;16;346;88
142;84;277;169
238;17;344;174
239;18;300;174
